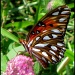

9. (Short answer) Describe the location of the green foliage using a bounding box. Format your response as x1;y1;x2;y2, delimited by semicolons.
1;27;19;43
1;54;8;72
1;0;74;75
34;61;42;75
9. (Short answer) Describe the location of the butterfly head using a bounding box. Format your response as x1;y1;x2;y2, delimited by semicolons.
19;39;29;52
19;39;32;56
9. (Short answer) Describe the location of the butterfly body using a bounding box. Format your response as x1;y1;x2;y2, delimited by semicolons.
20;5;70;68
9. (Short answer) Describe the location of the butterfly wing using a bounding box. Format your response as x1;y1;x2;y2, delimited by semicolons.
26;5;70;42
20;5;71;68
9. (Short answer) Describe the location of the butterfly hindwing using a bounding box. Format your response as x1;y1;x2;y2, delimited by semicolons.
30;28;65;68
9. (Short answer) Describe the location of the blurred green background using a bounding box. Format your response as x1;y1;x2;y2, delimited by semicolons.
1;0;74;75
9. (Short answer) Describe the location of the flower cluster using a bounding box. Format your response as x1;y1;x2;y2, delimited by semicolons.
4;55;35;75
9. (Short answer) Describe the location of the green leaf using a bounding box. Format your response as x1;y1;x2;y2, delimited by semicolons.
1;53;8;72
1;27;19;43
34;0;42;24
68;3;74;8
5;21;34;29
38;13;45;20
7;45;25;60
57;57;70;73
65;49;74;61
34;61;42;75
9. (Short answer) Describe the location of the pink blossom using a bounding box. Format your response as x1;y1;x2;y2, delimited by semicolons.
4;55;35;75
47;0;53;10
47;0;64;10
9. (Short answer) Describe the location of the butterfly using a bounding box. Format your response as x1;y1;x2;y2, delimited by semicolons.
19;5;71;68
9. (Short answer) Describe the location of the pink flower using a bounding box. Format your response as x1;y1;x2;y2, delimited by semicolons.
47;0;64;10
4;55;35;75
47;0;53;10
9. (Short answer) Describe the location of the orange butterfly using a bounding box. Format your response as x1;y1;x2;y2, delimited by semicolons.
20;5;71;68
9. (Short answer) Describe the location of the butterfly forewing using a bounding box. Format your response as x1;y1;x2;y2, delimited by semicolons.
20;5;70;68
26;5;70;42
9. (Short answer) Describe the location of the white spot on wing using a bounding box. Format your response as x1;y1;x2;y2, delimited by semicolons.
48;61;51;63
59;52;63;56
61;49;65;53
43;36;51;40
43;30;47;32
51;29;61;33
36;37;40;41
32;48;40;51
63;47;65;50
61;11;69;14
52;56;56;61
58;7;61;10
38;23;41;26
52;11;59;15
49;50;56;55
52;34;57;38
57;43;64;46
59;18;66;22
64;8;69;10
28;40;33;47
59;55;62;59
35;43;48;47
42;57;47;62
42;24;45;26
42;52;48;57
51;46;57;51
